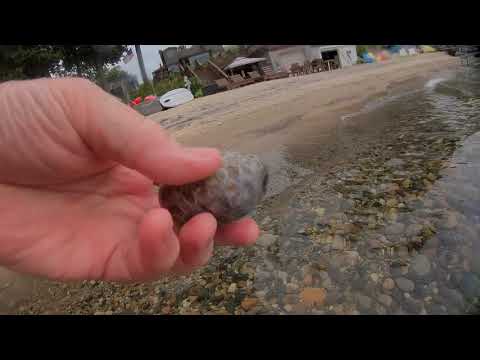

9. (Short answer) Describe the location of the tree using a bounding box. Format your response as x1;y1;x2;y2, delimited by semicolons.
55;45;128;89
0;45;63;81
105;66;126;82
104;66;139;104
105;67;138;91
0;45;128;85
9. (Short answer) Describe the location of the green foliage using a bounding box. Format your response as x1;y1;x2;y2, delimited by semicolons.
190;77;203;97
56;45;128;83
129;73;205;101
0;45;63;80
0;45;128;82
105;66;129;82
154;73;185;97
130;82;156;100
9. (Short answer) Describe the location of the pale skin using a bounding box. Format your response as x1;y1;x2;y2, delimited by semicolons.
0;78;259;282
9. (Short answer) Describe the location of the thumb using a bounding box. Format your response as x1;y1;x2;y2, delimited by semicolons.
61;78;221;185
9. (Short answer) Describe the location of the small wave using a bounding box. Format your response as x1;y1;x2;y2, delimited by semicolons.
425;78;447;89
341;88;422;123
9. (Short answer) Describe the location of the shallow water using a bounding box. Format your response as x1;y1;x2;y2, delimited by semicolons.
250;60;480;314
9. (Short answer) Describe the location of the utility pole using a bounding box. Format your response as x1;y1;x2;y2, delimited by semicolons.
135;45;149;85
135;45;156;96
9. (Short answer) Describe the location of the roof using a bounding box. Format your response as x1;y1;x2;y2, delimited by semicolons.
248;45;298;55
224;57;267;70
159;46;225;67
178;45;207;59
178;45;223;60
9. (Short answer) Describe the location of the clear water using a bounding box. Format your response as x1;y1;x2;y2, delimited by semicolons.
250;60;480;314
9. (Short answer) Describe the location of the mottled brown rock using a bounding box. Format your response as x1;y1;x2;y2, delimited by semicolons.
160;152;268;225
300;287;327;307
240;297;259;311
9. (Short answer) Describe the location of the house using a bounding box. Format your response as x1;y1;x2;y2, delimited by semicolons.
248;45;358;72
158;45;225;74
152;66;170;82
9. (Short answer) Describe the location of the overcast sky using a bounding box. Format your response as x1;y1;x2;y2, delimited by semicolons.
119;45;177;82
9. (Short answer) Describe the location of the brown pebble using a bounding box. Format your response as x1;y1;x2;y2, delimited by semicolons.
161;305;171;314
383;278;395;291
300;288;327;307
291;303;309;313
240;297;258;311
283;294;298;304
303;274;314;286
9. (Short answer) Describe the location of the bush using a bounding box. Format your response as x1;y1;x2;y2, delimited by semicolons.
130;82;155;100
130;73;204;101
190;77;203;97
154;73;185;96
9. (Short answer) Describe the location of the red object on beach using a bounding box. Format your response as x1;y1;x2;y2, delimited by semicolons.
130;97;142;106
144;95;156;103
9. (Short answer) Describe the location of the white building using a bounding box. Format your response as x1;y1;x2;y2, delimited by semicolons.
248;45;358;72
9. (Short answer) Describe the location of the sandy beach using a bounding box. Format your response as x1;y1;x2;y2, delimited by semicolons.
152;52;457;150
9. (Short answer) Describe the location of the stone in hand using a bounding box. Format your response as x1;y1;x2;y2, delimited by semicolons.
160;152;268;225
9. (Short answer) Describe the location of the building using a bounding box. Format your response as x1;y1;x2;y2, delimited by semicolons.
158;45;225;74
248;45;358;72
152;66;170;82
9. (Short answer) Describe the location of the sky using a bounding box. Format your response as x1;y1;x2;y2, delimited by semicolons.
119;45;177;83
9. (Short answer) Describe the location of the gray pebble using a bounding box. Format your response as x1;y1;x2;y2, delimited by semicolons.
256;233;278;248
395;277;415;292
385;223;405;235
332;235;346;250
378;294;393;307
385;158;405;168
411;254;431;277
356;294;373;311
438;287;465;309
460;272;480;299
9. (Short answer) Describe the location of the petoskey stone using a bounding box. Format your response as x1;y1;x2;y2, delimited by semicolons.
160;152;268;225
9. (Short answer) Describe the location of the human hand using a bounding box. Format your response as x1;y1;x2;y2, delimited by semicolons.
0;78;259;282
